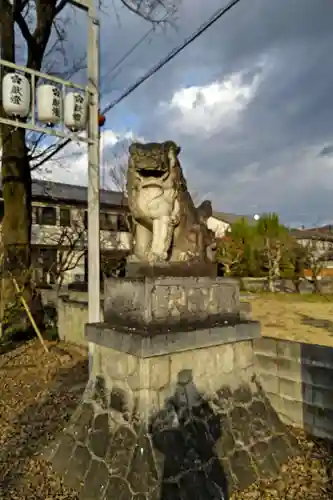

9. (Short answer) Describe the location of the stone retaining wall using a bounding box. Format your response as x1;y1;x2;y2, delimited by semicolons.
52;290;333;444
239;277;333;294
254;337;333;440
47;322;300;499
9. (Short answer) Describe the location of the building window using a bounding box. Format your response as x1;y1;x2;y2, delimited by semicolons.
127;214;133;232
83;211;88;229
38;248;57;284
40;206;57;226
117;213;129;232
32;206;40;224
100;212;118;231
74;274;84;283
60;207;71;227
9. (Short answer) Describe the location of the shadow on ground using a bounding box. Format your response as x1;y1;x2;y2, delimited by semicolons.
0;338;31;357
298;314;333;335
150;369;229;499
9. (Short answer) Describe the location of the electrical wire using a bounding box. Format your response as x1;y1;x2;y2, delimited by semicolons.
32;0;242;169
100;11;169;91
102;0;242;115
7;5;169;166
31;15;170;169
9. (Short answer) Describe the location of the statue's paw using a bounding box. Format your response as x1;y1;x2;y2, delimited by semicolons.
127;254;141;263
148;251;168;263
179;251;189;262
147;251;156;264
159;251;168;261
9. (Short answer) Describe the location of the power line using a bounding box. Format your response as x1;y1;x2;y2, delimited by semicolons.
5;10;166;167
33;0;242;169
100;31;153;88
101;0;242;115
33;14;170;169
100;12;169;91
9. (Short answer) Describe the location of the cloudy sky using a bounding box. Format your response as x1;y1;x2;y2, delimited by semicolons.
35;0;333;228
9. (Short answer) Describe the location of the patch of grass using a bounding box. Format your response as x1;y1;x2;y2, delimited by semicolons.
246;293;333;346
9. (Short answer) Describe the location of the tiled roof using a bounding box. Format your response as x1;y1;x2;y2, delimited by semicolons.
0;179;128;208
289;227;333;241
212;211;257;226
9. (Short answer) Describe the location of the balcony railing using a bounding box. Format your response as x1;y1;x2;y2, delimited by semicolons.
31;223;132;251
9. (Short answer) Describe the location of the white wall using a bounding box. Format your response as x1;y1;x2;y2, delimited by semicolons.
31;205;132;252
206;216;230;238
0;203;132;285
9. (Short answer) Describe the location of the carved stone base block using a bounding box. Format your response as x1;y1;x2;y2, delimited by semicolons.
103;276;240;327
47;324;300;499
125;261;218;278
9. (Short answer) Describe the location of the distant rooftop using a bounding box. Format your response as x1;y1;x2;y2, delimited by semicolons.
0;179;128;208
212;211;257;226
0;180;263;224
290;225;333;241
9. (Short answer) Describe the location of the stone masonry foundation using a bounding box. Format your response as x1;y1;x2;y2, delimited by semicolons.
46;322;300;500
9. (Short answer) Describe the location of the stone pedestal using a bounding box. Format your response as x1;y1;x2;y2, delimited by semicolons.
103;276;240;328
125;261;218;278
47;318;300;499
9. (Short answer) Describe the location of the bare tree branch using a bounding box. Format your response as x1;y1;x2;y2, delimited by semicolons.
39;211;86;289
13;1;38;54
55;0;69;16
27;0;180;171
120;0;177;24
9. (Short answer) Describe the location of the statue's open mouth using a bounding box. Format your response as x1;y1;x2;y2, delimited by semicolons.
137;168;168;179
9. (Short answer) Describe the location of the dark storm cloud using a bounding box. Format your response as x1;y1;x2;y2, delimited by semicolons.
318;145;333;158
132;0;333;224
46;0;333;225
109;0;333;109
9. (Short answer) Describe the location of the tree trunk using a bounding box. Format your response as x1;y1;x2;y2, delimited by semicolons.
267;254;275;292
0;1;35;334
223;263;231;276
294;278;301;293
267;276;275;293
313;277;321;294
1;127;34;333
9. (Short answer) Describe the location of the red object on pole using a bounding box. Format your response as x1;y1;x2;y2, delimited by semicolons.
98;113;105;127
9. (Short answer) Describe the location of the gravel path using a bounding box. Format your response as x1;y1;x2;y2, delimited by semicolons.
0;339;332;499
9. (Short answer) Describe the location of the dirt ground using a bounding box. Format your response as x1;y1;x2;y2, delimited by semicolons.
0;339;332;499
0;339;88;499
247;293;333;346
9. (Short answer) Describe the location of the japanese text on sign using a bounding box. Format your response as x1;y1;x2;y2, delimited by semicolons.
73;94;85;122
10;74;23;106
52;87;61;118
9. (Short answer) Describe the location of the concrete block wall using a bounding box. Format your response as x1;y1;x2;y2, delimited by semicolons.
253;337;333;440
41;288;104;306
42;289;105;347
57;298;104;346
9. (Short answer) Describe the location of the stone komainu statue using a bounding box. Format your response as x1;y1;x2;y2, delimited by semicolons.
126;141;215;265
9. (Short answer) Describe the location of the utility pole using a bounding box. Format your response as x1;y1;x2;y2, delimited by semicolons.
86;0;101;373
70;0;101;373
